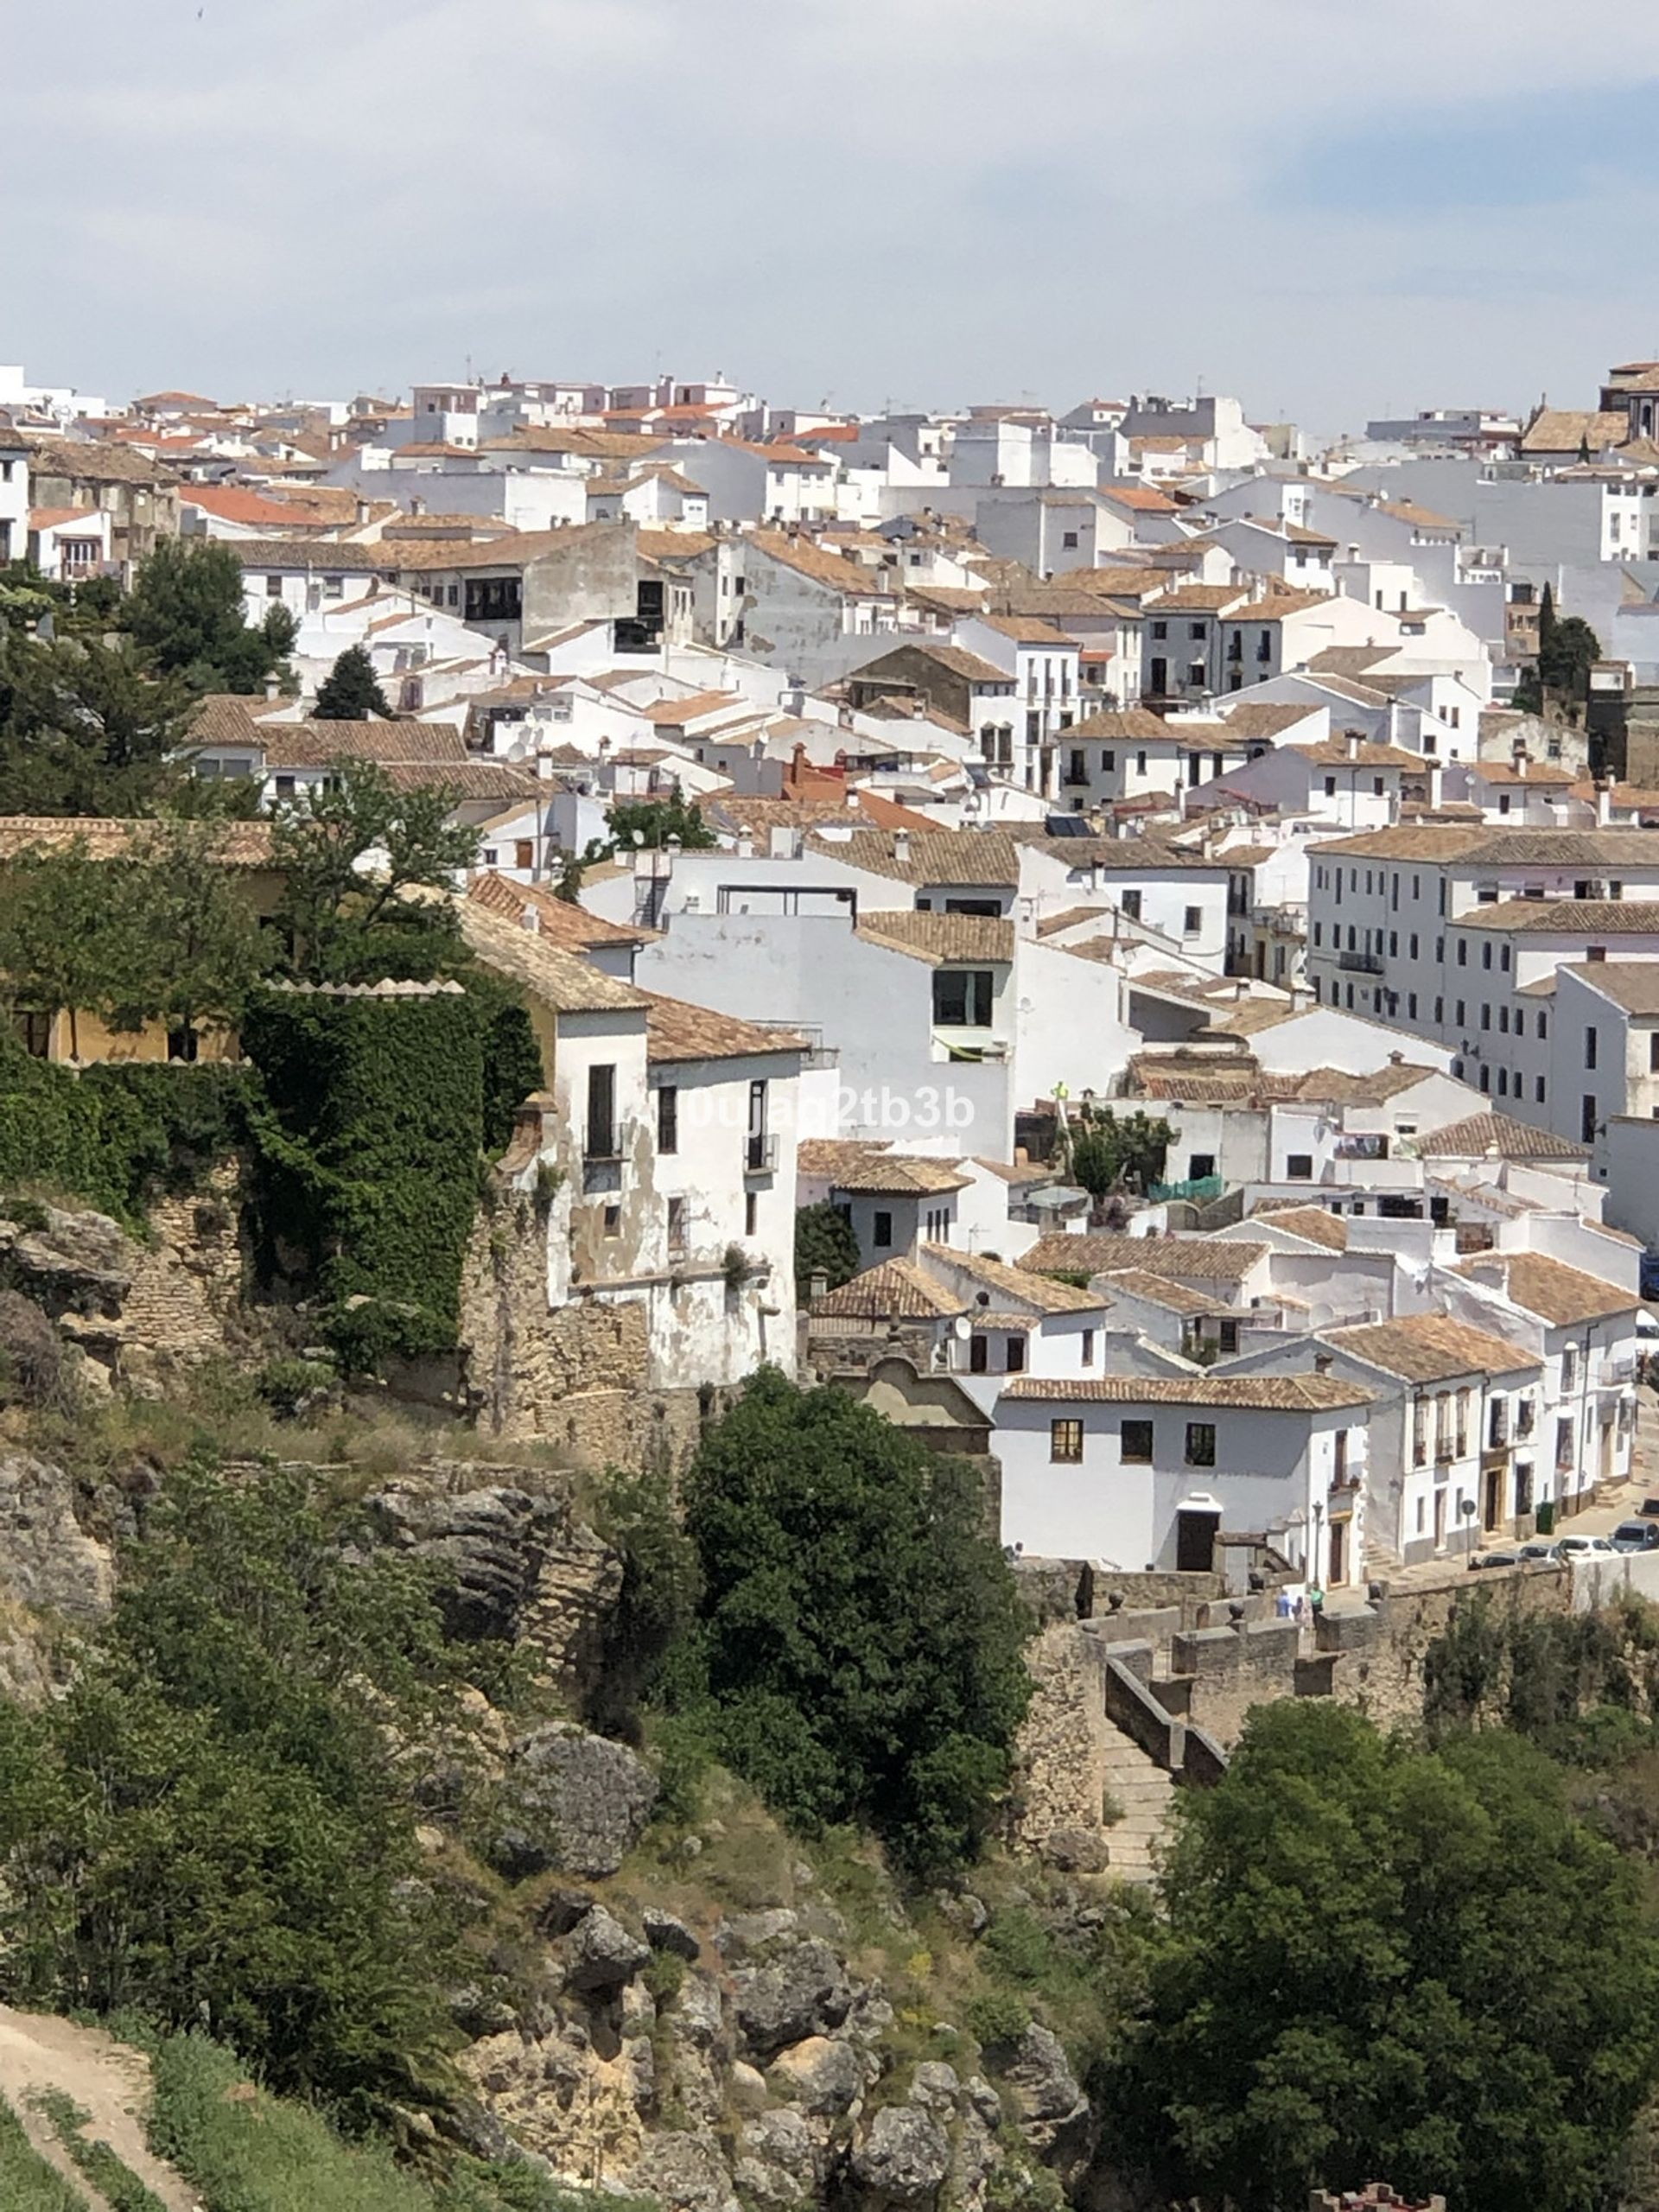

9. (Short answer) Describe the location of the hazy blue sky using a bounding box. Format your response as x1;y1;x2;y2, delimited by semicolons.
11;0;1659;433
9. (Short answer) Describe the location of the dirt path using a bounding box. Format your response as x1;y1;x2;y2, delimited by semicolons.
0;2004;200;2212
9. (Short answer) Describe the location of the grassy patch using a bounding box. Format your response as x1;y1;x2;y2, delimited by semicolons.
0;2092;89;2211
145;2032;646;2212
27;2088;166;2212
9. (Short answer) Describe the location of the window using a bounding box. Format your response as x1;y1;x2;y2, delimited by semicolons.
933;969;994;1026
585;1064;616;1160
1186;663;1205;689
1479;1004;1491;1030
1457;940;1467;966
1408;992;1418;1018
745;1191;758;1236
1051;1418;1084;1464
1151;620;1167;640
1287;1154;1313;1180
265;573;283;596
13;1010;50;1058
1135;750;1147;776
1185;1421;1217;1467
666;1195;687;1255
1121;889;1142;922
873;1210;893;1249
602;1204;620;1236
1121;1419;1154;1463
1587;945;1607;963
1482;942;1493;970
1582;1094;1598;1144
658;1084;678;1154
515;838;534;871
1562;1344;1579;1393
1183;905;1201;936
322;575;344;601
1062;530;1078;550
464;575;523;624
1006;1335;1026;1373
1218;1318;1239;1355
1650;1032;1659;1073
1373;776;1385;797
1081;1329;1096;1366
1324;775;1337;798
1412;1397;1427;1467
969;1336;988;1373
1536;1075;1547;1103
1537;1010;1548;1039
1586;1026;1599;1071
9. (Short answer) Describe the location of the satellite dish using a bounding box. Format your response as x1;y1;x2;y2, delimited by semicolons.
953;1315;972;1340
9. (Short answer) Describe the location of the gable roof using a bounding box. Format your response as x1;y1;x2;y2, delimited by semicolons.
1001;1373;1373;1409
1455;1252;1637;1326
1418;1112;1590;1161
1325;1314;1540;1382
467;871;646;950
922;1243;1104;1314
807;826;1020;887
810;1258;969;1320
855;911;1015;965
796;1141;969;1195
1020;1232;1268;1282
639;991;807;1065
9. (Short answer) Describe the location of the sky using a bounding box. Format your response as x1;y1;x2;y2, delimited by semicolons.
11;0;1659;435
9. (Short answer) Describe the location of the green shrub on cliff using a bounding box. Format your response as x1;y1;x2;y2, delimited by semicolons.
674;1366;1030;1874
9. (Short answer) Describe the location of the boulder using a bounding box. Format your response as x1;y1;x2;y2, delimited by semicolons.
488;1721;658;1878
1039;1825;1112;1874
996;2022;1092;2171
561;1905;650;1993
908;2059;961;2112
362;1480;565;1643
765;2034;864;2115
731;1938;852;2058
626;2133;741;2212
737;2108;821;2207
1;1207;132;1317
715;1907;798;1955
644;1906;702;1961
849;2104;951;2203
668;1968;725;2052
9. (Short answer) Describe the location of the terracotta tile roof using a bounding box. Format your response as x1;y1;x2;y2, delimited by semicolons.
1418;1112;1589;1160
1224;589;1331;623
1035;904;1115;938
972;614;1076;645
1020;1233;1268;1281
748;531;893;598
182;483;327;530
855;911;1015;965
1469;760;1576;787
1146;585;1249;613
1067;707;1170;741
1249;1204;1348;1251
1100;1268;1213;1315
641;992;807;1065
1096;486;1180;513
467;871;646;950
1001;1373;1373;1409
1211;702;1324;739
1313;828;1659;864
811;1258;968;1320
1519;409;1628;454
1455;1251;1637;1326
26;435;179;487
922;1243;1103;1313
1293;739;1421;770
0;816;275;864
1453;900;1659;934
808;827;1020;887
455;897;647;1014
798;1141;969;1195
853;642;1011;686
255;720;471;768
637;690;747;726
970;1155;1055;1185
1325;1314;1541;1382
1572;963;1659;1014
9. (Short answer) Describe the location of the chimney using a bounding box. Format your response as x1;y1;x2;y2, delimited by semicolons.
893;828;912;865
264;673;281;701
1389;1049;1403;1064
809;1268;829;1302
1598;777;1614;828
353;496;369;527
1345;730;1361;760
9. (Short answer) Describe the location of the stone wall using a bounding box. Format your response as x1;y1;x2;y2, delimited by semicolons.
120;1171;248;1382
1009;1619;1118;1852
458;1190;713;1474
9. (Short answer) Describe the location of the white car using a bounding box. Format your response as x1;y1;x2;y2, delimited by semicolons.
1553;1534;1618;1562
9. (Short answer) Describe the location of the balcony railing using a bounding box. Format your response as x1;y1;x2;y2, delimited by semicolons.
745;1132;779;1174
1338;950;1384;974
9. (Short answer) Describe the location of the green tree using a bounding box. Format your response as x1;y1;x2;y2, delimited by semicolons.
607;793;716;850
1109;1701;1659;2212
123;539;293;695
314;645;393;722
0;836;131;1058
587;1465;703;1738
0;630;192;816
272;760;480;982
677;1368;1031;1872
793;1200;862;1294
1068;1106;1172;1198
113;822;271;1052
0;1459;474;2111
1540;613;1602;703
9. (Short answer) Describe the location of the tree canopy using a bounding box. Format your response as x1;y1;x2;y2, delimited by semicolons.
122;539;296;696
674;1367;1031;1872
1109;1700;1659;2212
606;794;716;851
314;644;393;722
793;1200;862;1294
271;760;480;982
1068;1105;1173;1199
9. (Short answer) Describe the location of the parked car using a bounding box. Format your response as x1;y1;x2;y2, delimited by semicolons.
1639;1498;1659;1520
1468;1548;1524;1570
1554;1534;1618;1562
1516;1540;1560;1563
1611;1522;1659;1554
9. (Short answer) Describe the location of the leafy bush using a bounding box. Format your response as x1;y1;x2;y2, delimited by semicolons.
675;1367;1031;1873
964;1988;1031;2048
586;1466;702;1738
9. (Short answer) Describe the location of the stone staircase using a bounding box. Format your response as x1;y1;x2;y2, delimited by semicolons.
1099;1715;1178;1883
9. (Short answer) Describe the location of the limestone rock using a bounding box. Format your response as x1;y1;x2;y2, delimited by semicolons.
562;1906;650;1993
737;2108;821;2207
668;1968;725;2052
731;1937;852;2059
996;2022;1092;2171
489;1721;658;1878
627;2129;742;2212
765;2034;864;2116
715;1907;798;1955
1039;1825;1112;1874
849;2104;951;2203
1;1207;133;1315
0;1452;115;1622
644;1905;701;1961
909;2059;961;2111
